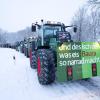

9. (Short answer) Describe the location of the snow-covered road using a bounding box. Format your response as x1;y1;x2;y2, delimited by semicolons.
0;48;100;100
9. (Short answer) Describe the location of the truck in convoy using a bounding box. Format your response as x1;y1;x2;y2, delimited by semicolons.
29;20;100;85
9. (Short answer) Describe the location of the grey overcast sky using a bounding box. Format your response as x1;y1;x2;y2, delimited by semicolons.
0;0;86;32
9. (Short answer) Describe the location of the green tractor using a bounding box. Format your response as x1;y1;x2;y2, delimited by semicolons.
30;20;77;84
19;41;24;53
27;36;40;69
23;39;30;58
30;20;100;85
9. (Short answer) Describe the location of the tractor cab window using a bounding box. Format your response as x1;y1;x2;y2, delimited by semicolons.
44;26;61;37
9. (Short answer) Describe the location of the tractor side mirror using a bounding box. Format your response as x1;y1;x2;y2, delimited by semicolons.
31;24;36;32
73;27;77;33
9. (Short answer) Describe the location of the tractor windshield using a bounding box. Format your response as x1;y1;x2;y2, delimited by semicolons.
44;26;61;37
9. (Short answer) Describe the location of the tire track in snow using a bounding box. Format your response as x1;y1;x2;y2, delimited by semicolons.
48;81;99;100
78;79;100;97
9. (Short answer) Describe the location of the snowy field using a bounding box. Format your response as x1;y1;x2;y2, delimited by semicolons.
0;48;100;100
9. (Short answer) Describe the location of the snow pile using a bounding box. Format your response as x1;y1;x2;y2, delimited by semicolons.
0;48;100;100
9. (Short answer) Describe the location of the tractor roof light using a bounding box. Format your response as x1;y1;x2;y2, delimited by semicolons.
46;21;62;25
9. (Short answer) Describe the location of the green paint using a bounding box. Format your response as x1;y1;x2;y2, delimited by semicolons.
73;65;82;80
56;42;100;82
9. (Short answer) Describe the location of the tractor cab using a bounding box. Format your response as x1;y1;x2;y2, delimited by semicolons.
28;36;39;51
43;22;62;48
32;20;76;49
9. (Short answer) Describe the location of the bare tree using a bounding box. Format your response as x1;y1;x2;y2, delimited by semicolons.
71;1;100;42
88;0;100;4
87;0;100;41
72;7;87;41
88;0;100;9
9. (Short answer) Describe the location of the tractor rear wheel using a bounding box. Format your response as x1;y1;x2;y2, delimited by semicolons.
37;49;56;85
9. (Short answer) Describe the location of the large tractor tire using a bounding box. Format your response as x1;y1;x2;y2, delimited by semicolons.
30;49;33;68
37;49;56;85
30;50;37;69
32;51;37;69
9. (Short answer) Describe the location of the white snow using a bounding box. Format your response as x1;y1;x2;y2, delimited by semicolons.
0;48;100;100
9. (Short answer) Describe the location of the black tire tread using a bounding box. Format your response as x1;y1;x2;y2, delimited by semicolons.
37;49;56;85
31;51;37;69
